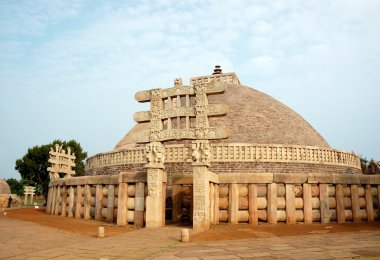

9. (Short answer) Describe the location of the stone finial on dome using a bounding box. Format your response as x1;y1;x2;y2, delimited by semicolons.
212;65;222;75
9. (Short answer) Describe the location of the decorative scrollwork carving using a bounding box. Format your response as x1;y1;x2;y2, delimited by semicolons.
193;212;206;224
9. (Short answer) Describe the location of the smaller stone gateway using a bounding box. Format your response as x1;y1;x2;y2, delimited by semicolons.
23;186;36;205
46;67;380;231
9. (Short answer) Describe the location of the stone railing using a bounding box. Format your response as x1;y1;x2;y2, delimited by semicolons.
85;144;189;170
46;172;149;226
165;144;189;162
211;144;361;169
85;148;146;170
85;143;361;171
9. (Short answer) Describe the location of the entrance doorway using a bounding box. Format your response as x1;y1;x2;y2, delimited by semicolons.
171;184;193;226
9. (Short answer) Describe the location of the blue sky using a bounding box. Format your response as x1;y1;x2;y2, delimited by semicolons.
1;0;379;179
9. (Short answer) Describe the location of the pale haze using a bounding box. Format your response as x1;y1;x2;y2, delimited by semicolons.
1;0;379;180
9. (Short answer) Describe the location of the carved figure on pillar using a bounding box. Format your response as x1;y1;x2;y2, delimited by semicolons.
49;172;60;180
192;140;211;166
145;142;165;169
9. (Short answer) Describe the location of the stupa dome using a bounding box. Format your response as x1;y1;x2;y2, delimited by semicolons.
115;83;329;150
0;179;11;194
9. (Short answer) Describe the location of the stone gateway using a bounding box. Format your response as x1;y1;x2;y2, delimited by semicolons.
46;67;379;230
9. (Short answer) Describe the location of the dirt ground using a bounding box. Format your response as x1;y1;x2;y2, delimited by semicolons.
5;208;380;242
5;208;136;237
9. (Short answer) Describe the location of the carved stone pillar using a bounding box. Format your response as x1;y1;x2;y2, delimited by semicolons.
145;141;166;228
192;140;211;231
146;168;165;227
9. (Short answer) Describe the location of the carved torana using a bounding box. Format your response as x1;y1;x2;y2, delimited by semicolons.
134;79;230;143
47;144;76;180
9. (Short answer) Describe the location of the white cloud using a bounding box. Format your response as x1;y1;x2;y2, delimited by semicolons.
240;55;280;77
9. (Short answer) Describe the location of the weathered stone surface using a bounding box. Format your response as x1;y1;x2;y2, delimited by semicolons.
285;184;296;224
116;183;127;226
193;166;211;231
335;184;345;224
248;184;258;225
267;183;277;224
303;184;312;224
214;184;219;224
95;185;103;221
145;168;165;228
218;173;273;184
134;182;145;228
319;184;330;223
369;175;380;184
228;184;239;224
340;175;370;184
365;185;374;223
308;173;339;184
274;173;308;184
351;185;361;223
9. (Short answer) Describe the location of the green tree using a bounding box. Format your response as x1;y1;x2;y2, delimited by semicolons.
15;140;87;199
360;157;369;174
360;157;380;174
6;178;35;196
6;178;23;195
